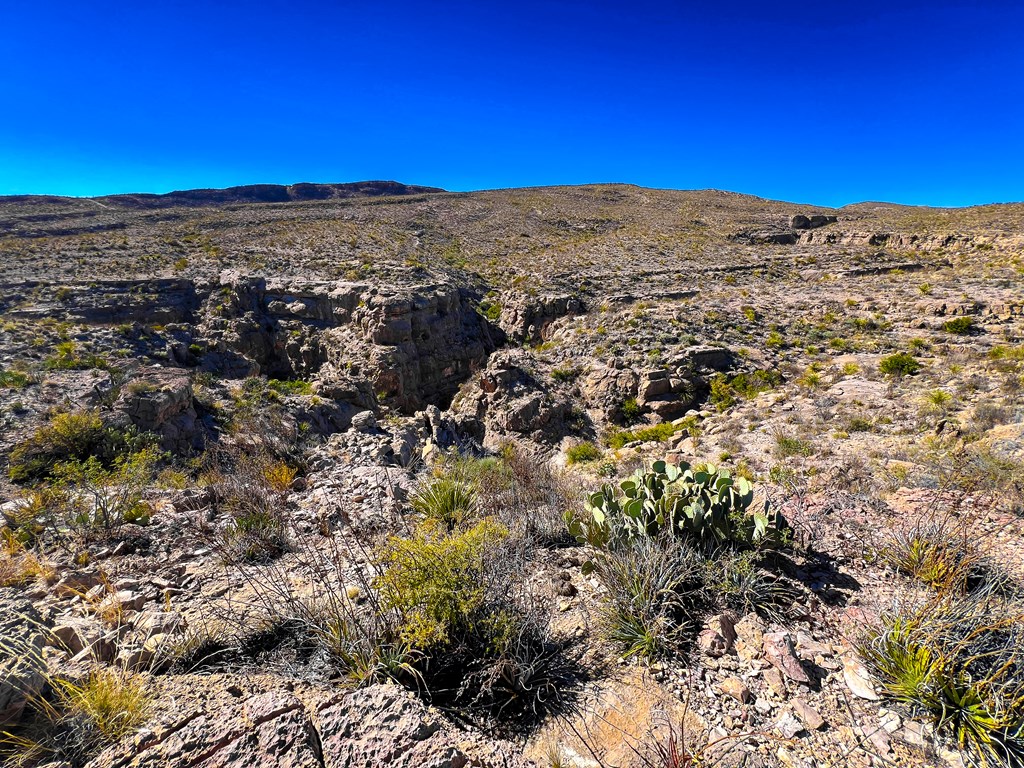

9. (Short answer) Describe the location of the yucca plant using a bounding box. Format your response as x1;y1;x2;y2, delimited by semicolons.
878;523;983;593
409;474;478;531
591;537;705;660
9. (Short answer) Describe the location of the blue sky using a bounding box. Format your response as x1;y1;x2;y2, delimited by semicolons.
1;1;1022;206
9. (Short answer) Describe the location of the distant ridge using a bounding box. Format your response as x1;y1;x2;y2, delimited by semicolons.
1;181;446;209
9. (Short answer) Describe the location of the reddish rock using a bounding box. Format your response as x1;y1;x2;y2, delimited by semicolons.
762;632;813;684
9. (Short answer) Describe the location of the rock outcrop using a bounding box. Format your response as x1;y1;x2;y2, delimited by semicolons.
89;683;529;768
451;350;573;446
114;367;204;452
498;292;583;343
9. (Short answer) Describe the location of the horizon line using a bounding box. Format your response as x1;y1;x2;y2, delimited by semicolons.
2;179;1023;211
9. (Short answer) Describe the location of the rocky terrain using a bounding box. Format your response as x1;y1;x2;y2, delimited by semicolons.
2;182;1024;768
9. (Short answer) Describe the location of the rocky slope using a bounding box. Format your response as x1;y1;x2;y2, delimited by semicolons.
2;183;1024;768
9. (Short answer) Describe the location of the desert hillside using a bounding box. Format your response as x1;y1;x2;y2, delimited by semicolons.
2;183;1024;768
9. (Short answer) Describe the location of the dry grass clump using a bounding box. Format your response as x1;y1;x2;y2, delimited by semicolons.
0;625;150;768
0;540;53;588
422;443;576;546
591;537;706;660
202;445;291;562
877;521;988;594
0;668;151;768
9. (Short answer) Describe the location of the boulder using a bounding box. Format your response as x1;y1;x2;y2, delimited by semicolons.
698;614;737;658
90;684;529;768
733;614;765;662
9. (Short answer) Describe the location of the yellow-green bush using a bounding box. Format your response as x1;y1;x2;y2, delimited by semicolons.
376;518;508;649
8;410;154;485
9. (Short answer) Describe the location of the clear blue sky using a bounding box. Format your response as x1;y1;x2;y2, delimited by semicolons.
2;1;1022;206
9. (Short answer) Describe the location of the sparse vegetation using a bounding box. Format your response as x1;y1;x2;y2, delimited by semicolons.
4;183;1024;767
943;316;977;335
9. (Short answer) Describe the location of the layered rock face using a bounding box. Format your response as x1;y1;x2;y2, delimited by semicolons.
196;272;497;413
497;292;584;343
1;272;498;419
112;368;203;453
0;600;46;726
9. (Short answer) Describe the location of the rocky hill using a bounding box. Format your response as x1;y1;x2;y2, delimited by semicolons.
2;183;1024;768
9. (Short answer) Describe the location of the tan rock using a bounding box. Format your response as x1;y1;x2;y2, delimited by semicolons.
718;677;751;704
792;698;826;730
734;614;765;661
843;656;879;700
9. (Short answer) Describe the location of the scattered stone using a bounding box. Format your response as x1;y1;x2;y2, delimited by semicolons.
763;632;813;684
718;677;751;704
763;667;788;698
351;409;378;432
843;656;879;700
791;698;826;730
776;711;803;739
698;613;737;658
734;615;765;661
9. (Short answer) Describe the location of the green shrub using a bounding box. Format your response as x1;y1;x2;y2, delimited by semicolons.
479;299;502;322
8;411;153;485
42;341;108;371
373;513;568;720
879;352;921;377
551;364;584;383
773;432;814;458
376;518;508;650
0;369;31;389
908;337;929;353
620;397;643;425
942;316;977;335
845;417;875;433
605;417;699;450
267;378;313;396
566;442;602;464
709;369;782;411
988;345;1024;362
52;447;160;530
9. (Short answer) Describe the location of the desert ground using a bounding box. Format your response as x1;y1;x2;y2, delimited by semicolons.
2;182;1024;768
